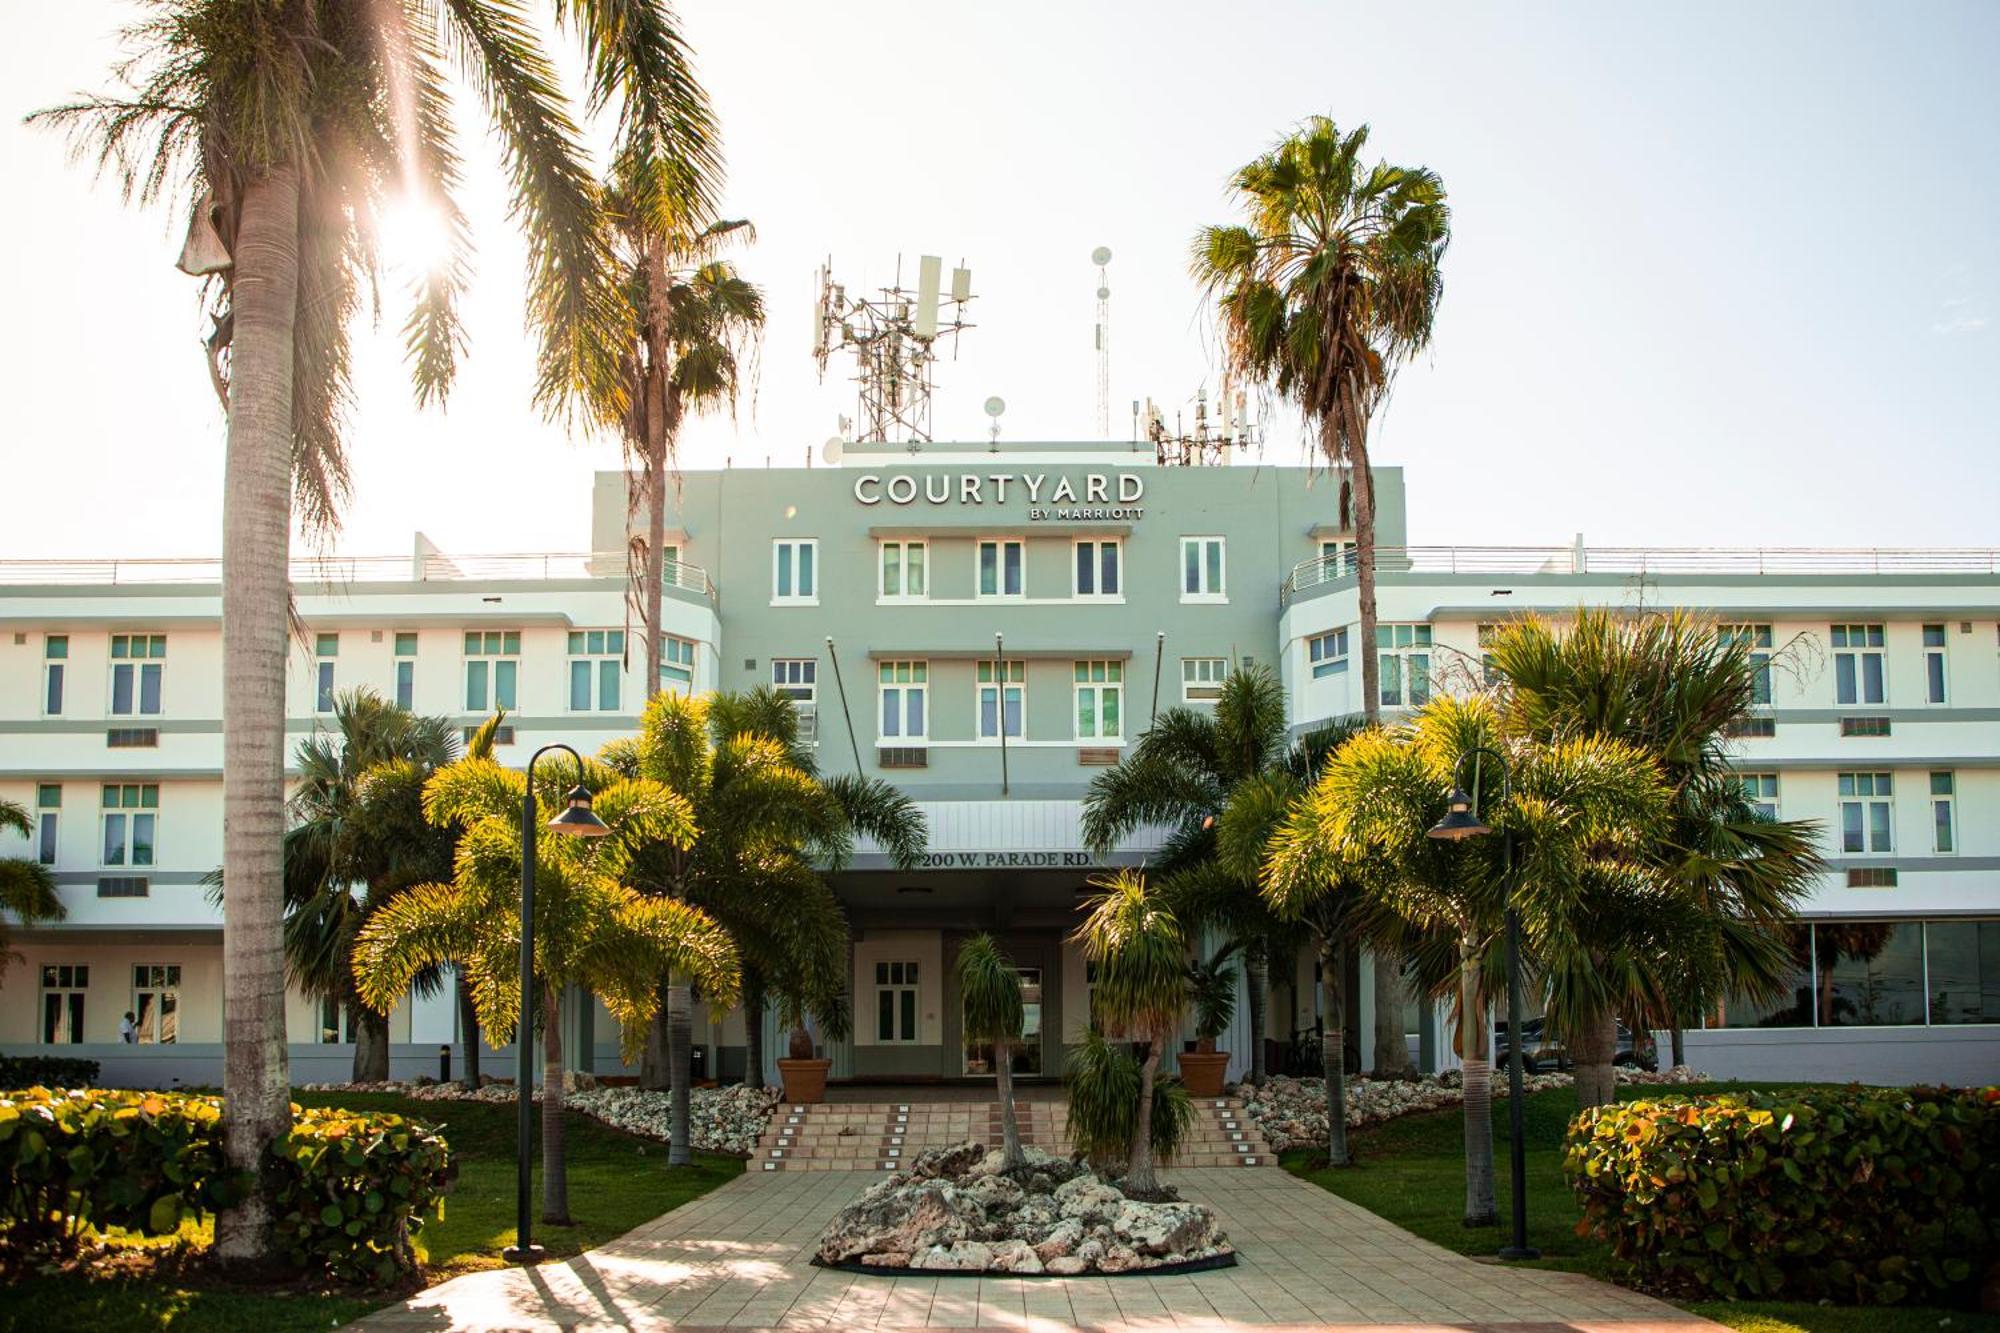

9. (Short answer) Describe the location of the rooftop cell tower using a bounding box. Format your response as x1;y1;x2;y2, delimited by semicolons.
1138;385;1260;466
812;254;974;448
1092;246;1112;439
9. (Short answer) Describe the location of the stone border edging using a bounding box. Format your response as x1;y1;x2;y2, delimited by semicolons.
808;1249;1239;1278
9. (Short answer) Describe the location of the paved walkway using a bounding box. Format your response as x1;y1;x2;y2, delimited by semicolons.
352;1167;1716;1331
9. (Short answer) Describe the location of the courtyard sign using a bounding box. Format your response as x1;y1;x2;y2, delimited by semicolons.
853;471;1145;522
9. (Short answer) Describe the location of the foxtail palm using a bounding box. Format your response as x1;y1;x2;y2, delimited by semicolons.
957;933;1028;1172
353;753;738;1222
1;798;66;982
33;0;687;1259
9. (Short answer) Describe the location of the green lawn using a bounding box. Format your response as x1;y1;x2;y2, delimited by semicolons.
0;1091;742;1333
1283;1081;1999;1333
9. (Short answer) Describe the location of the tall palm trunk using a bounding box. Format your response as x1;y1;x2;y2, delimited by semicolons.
1460;934;1497;1227
1372;951;1412;1077
1126;1034;1161;1194
351;1002;391;1083
1345;438;1382;728
1245;943;1268;1087
457;973;481;1086
216;164;301;1268
993;1037;1025;1171
667;978;693;1166
1320;936;1350;1166
640;988;669;1091
1669;1025;1685;1069
1570;1004;1619;1108
742;972;765;1090
540;987;569;1224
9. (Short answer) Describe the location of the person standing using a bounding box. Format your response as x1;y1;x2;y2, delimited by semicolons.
120;1011;138;1044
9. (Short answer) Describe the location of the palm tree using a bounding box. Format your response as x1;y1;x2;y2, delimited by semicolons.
353;752;739;1223
1;798;66;982
34;0;694;1260
1487;610;1825;1106
956;933;1027;1172
1071;870;1188;1197
1193;118;1448;1079
606;687;924;1163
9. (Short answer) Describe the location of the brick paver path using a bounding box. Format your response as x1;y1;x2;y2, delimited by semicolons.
352;1166;1717;1331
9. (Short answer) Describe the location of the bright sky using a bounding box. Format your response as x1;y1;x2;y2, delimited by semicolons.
5;1;1996;560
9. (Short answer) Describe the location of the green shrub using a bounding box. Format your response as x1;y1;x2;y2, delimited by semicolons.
0;1055;102;1088
1063;1030;1195;1169
270;1105;453;1284
1566;1085;2000;1306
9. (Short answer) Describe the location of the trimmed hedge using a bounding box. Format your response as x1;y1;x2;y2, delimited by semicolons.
0;1088;451;1284
1566;1086;2000;1305
0;1055;101;1088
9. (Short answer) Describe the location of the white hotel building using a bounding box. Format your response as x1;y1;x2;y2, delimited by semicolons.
1;447;1995;1088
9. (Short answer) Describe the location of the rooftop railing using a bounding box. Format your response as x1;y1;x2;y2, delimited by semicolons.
0;551;712;597
1283;545;2000;600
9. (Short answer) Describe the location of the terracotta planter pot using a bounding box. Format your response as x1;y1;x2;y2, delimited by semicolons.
1179;1051;1230;1098
776;1057;832;1103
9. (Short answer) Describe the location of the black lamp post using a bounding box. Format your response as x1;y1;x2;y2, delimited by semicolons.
502;743;609;1266
1426;747;1540;1262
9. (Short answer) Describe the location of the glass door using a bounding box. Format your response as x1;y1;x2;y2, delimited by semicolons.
964;967;1042;1076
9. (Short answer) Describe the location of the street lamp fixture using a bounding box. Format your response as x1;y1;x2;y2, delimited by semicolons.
1425;748;1540;1262
502;745;608;1267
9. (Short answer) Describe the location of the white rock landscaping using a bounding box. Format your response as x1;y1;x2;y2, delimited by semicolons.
813;1143;1234;1275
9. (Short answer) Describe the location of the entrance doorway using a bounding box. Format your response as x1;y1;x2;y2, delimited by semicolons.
963;967;1042;1076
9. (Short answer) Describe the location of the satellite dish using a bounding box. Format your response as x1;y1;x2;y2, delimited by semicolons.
1091;246;1112;266
983;396;1006;418
822;436;845;464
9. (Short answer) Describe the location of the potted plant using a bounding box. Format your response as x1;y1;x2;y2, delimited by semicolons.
1178;945;1239;1098
772;985;846;1104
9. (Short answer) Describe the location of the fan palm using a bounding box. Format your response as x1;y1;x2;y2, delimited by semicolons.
34;0;705;1260
352;753;738;1223
1487;609;1825;1105
1;798;66;982
956;933;1027;1172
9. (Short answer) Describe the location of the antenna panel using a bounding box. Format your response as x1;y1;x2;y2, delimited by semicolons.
914;255;942;338
950;266;972;302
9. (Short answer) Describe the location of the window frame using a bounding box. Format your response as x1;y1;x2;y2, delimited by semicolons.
1182;657;1227;703
1837;771;1894;855
43;634;67;717
1922;624;1949;706
130;964;182;1045
462;630;521;713
1831;623;1886;706
1930;771;1956;854
100;782;159;868
1179;536;1227;602
1307;627;1350;680
772;539;820;604
878;539;928;601
976;659;1027;741
35;783;60;866
1720;623;1775;707
1376;623;1434;709
564;629;626;713
40;964;89;1045
1072;537;1123;600
1736;771;1780;821
313;631;338;713
771;658;818;738
878;660;929;742
393;632;418;710
108;633;166;717
657;633;697;694
1073;659;1125;741
976;538;1026;600
873;959;921;1044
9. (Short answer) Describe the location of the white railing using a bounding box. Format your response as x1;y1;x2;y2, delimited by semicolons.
1283;545;2000;599
0;551;712;598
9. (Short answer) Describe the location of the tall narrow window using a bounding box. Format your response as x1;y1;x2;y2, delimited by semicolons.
1832;624;1885;705
566;630;625;711
977;660;1026;739
1720;624;1774;705
1074;539;1122;598
40;965;89;1044
1922;624;1948;704
35;783;60;866
109;634;166;716
43;635;67;715
773;540;818;603
1930;771;1956;853
101;783;158;867
660;634;696;693
131;965;181;1044
771;659;817;738
463;631;520;712
313;632;338;712
1837;771;1893;853
1180;537;1226;600
874;960;919;1043
1307;628;1350;679
393;632;418;710
1182;657;1227;703
878;661;928;740
1735;772;1779;821
1377;624;1433;708
1319;540;1355;577
977;540;1024;598
879;541;927;599
1074;660;1124;740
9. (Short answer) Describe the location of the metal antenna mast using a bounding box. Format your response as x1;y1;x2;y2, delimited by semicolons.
811;254;974;448
1092;246;1112;439
1140;385;1260;466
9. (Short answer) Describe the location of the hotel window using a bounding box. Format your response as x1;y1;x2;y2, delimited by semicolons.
879;660;928;741
313;632;338;712
1074;539;1122;598
1181;536;1226;601
773;539;818;603
1183;657;1227;703
1831;624;1885;705
318;997;357;1043
977;660;1026;740
1378;624;1433;708
978;539;1024;598
1074;660;1123;740
1837;771;1893;854
463;631;520;711
102;783;159;867
393;632;418;710
566;630;625;712
1476;623;1500;685
43;634;67;715
1930;771;1956;854
1307;628;1350;679
35;784;60;866
40;965;89;1044
1922;624;1948;704
1925;920;2000;1025
772;658;817;738
660;634;697;694
879;540;927;599
1736;772;1779;821
131;964;181;1044
874;960;920;1043
109;633;166;716
1720;624;1774;706
1319;540;1355;576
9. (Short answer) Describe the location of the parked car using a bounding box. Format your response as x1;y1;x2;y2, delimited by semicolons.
1495;1019;1658;1074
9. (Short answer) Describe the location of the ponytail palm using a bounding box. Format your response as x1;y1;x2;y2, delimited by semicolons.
1;799;65;982
352;754;738;1223
957;933;1027;1172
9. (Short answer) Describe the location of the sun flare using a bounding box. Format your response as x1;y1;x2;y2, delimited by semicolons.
376;196;450;278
